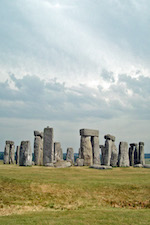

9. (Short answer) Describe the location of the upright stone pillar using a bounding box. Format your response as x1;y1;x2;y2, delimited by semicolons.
79;129;99;166
4;142;10;164
118;142;129;167
66;147;74;164
3;141;15;164
19;141;32;166
43;127;54;165
34;131;43;166
9;143;15;164
54;142;63;161
110;141;118;167
101;134;117;166
91;136;100;165
16;146;20;165
81;136;93;166
139;142;145;165
129;143;136;166
134;144;139;164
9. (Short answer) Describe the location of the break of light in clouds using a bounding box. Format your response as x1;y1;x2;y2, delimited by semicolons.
0;0;150;152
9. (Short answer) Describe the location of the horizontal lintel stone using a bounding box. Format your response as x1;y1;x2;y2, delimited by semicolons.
80;129;99;137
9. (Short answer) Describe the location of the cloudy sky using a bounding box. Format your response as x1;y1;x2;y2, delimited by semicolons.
0;0;150;153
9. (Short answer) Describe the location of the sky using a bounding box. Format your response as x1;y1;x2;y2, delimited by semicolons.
0;0;150;153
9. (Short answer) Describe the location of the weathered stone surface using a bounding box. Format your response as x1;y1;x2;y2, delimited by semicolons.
19;141;32;166
91;136;100;165
80;129;99;137
75;158;84;166
129;145;135;166
54;142;63;162
4;141;15;164
9;144;15;164
104;134;115;142
54;160;71;168
81;136;93;166
45;163;54;167
43;127;54;165
6;141;14;145
16;146;20;165
66;147;74;164
34;136;43;166
34;130;43;138
139;142;145;165
134;144;140;164
143;164;150;168
110;142;118;167
90;165;112;169
100;139;112;166
3;143;10;164
118;142;129;167
133;164;143;168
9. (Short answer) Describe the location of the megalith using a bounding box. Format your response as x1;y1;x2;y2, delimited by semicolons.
34;131;43;166
118;142;129;167
43;127;54;165
66;147;74;164
4;141;15;164
79;129;100;166
54;142;63;161
129;143;136;166
139;142;145;165
100;134;117;167
16;146;20;165
19;141;32;166
134;144;140;164
91;136;100;165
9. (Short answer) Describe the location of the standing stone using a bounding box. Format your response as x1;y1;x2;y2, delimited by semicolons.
4;142;10;164
101;134;116;166
110;142;118;167
81;136;93;166
3;141;15;164
9;143;15;164
34;131;43;166
134;144;140;164
129;143;136;166
43;127;54;166
139;142;145;165
118;142;129;167
19;141;32;166
16;146;20;165
54;142;63;161
91;136;100;165
66;147;74;164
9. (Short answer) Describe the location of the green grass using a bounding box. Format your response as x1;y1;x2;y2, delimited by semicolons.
0;161;150;224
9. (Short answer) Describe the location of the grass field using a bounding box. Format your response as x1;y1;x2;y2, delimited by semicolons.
0;160;150;224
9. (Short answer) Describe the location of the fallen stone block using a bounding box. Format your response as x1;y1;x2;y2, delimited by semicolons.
143;164;150;168
75;158;84;166
54;161;71;168
133;164;143;168
89;165;112;169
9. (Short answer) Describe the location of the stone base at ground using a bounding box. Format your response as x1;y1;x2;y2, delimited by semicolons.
89;165;112;169
54;161;71;168
133;164;143;168
75;158;84;166
143;164;150;168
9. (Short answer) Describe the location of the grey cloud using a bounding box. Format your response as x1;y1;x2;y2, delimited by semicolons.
0;73;149;121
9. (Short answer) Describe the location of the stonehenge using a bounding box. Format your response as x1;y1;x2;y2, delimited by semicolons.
66;147;74;164
100;134;117;167
34;131;43;166
4;141;15;164
43;127;54;166
54;142;63;162
16;146;20;165
3;126;148;169
118;142;129;167
79;129;100;166
19;141;32;166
